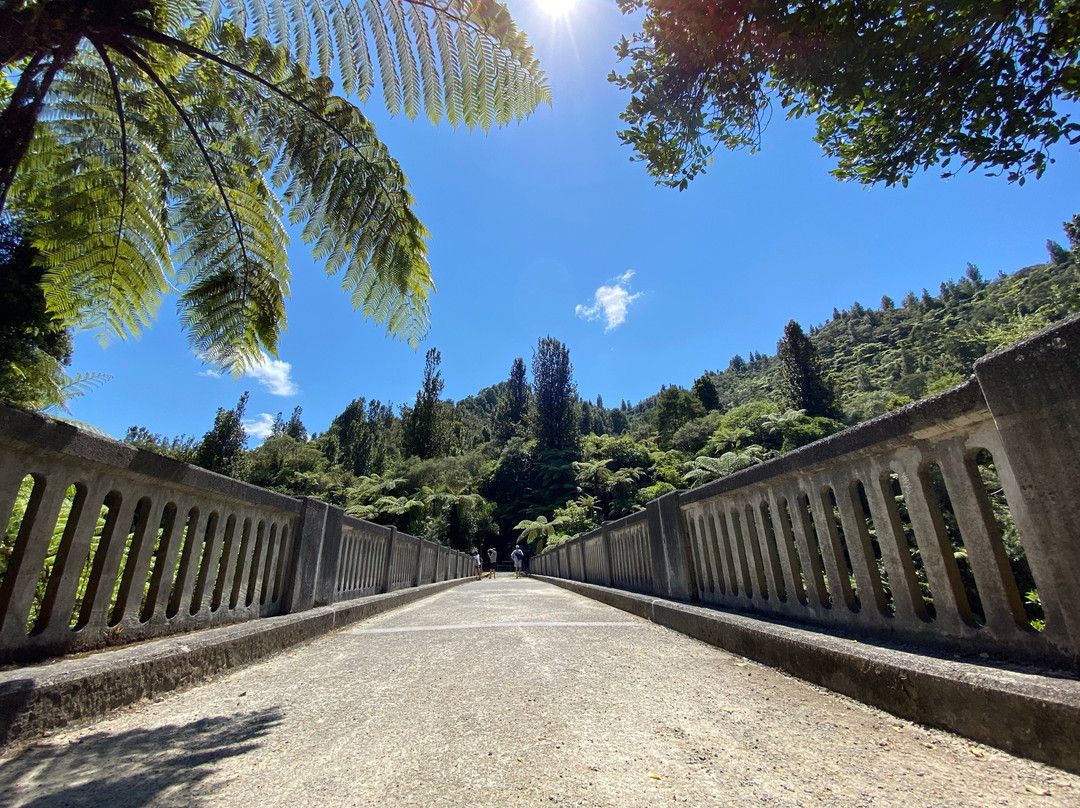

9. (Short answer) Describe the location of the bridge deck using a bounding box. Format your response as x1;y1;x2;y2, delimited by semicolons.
1;578;1076;806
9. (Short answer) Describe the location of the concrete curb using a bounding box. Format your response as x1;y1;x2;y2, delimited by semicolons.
0;579;467;751
537;576;1080;775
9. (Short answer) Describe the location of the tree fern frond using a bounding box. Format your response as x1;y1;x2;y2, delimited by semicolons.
248;0;271;39
345;0;374;101
178;32;432;354
457;23;477;128
364;0;401;115
11;56;173;343
386;0;420;121
269;0;291;46
306;0;335;77
475;32;495;131
185;0;547;128
434;13;462;127
407;3;442;124
329;1;357;95
287;0;313;69
223;0;249;33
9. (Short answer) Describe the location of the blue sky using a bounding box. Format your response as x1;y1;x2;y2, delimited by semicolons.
65;0;1080;443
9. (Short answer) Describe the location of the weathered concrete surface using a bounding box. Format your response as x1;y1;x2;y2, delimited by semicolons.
0;578;467;749
1;578;1077;807
539;576;1080;774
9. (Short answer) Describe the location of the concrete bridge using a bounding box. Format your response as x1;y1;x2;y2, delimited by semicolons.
2;577;1079;807
3;316;1080;802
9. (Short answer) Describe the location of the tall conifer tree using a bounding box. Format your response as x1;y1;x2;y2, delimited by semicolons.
777;320;840;419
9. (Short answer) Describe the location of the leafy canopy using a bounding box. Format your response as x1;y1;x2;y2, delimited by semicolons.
0;0;549;372
610;0;1080;189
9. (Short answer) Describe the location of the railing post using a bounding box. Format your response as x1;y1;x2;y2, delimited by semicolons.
381;526;397;593
281;497;329;613
413;538;424;587
646;491;696;601
313;504;345;607
974;314;1080;666
601;522;614;586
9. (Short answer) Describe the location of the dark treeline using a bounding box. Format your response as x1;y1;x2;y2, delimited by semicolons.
120;217;1080;560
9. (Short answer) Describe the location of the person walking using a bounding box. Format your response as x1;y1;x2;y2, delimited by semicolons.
486;546;497;579
511;545;524;578
472;549;482;580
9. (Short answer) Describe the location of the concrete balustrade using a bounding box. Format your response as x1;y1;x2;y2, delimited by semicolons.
0;407;472;665
536;315;1080;672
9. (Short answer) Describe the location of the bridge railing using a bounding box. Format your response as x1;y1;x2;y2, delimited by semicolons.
0;408;472;665
536;315;1080;672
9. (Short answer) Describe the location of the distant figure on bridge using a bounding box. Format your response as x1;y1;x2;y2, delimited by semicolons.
487;547;497;578
472;549;482;580
511;545;524;577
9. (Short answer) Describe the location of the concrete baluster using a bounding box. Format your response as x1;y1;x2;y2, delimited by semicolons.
738;498;769;601
861;464;928;627
723;503;754;600
112;495;169;624
750;495;787;606
781;483;830;613
764;491;803;606
0;475;80;645
806;482;856;613
77;487;143;629
830;474;889;619
892;450;971;633
35;478;111;640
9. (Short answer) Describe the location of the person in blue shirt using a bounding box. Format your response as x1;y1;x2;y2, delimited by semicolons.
511;545;524;578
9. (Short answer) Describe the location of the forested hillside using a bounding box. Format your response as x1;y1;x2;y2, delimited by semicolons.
120;218;1080;557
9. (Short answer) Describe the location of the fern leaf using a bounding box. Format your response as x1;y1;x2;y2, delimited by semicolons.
476;33;495;131
346;0;374;101
386;0;420;121
435;12;462;127
329;1;358;95
269;0;290;45
457;23;477;127
307;0;334;77
365;0;401;115
407;3;442;125
286;0;313;69
187;0;548;127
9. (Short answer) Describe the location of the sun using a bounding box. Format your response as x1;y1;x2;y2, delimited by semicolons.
536;0;576;17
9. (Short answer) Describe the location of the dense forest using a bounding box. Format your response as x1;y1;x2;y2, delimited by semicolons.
103;216;1080;560
5;215;1077;564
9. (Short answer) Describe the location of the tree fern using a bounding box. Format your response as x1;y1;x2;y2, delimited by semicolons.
204;0;550;127
0;0;548;373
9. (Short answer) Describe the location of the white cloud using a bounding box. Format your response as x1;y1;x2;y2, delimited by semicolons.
575;270;643;331
246;353;298;396
244;413;276;439
197;369;221;379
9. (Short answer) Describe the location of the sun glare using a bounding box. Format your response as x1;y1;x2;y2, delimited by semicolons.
536;0;576;17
